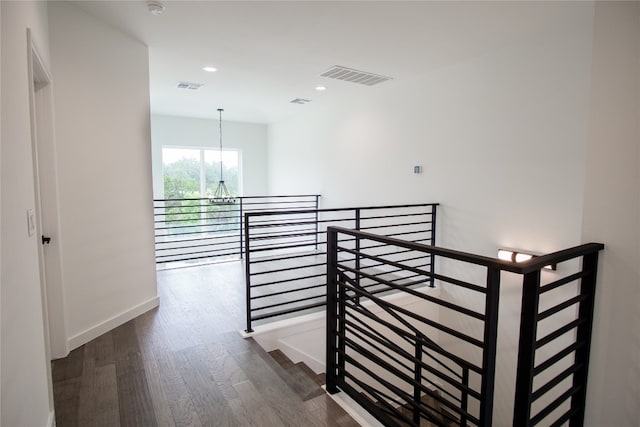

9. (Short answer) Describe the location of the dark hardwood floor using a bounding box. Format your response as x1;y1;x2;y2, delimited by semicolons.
52;261;359;427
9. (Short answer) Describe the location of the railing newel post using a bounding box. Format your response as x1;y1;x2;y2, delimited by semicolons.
512;269;541;427
326;227;339;394
569;251;600;427
244;211;253;333
413;343;422;426
429;204;437;287
479;267;501;427
239;197;244;258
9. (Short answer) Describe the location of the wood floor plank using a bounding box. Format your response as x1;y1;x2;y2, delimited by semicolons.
116;368;158;427
94;364;120;427
77;341;96;426
53;346;85;382
94;331;115;368
53;377;82;427
153;349;204;427
173;346;239;427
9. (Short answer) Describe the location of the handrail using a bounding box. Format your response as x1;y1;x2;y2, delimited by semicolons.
325;226;604;427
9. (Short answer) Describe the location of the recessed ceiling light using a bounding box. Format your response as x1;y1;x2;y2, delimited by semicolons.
202;66;217;73
315;86;327;91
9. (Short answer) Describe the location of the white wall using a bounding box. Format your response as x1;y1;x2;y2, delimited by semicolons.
48;2;158;350
268;2;599;425
1;1;54;426
581;2;640;426
151;114;268;198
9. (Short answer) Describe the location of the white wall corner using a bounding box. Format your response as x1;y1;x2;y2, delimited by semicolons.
66;296;159;352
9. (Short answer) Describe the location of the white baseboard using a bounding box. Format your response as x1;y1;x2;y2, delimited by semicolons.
322;386;384;427
47;410;55;427
66;296;159;351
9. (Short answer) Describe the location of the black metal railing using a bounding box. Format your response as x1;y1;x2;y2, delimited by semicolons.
325;226;603;427
153;195;319;267
244;203;438;332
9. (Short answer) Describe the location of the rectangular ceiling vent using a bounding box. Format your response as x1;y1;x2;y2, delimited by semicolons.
177;82;204;90
290;98;311;104
321;65;392;86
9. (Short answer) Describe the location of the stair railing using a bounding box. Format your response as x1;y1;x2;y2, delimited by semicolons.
326;226;603;427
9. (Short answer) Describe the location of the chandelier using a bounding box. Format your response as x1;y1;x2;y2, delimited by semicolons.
210;108;237;205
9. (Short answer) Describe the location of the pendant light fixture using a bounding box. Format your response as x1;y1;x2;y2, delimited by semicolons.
210;108;237;205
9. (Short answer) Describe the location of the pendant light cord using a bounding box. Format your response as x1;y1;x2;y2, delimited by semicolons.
218;108;224;181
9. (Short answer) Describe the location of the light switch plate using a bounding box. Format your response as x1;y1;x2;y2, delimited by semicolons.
413;165;422;174
27;209;36;236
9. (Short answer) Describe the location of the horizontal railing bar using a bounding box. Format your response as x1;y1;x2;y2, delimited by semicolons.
343;295;483;371
342;282;484;349
245;203;440;218
252;294;325;312
155;247;240;259
338;246;487;294
248;230;317;241
341;357;480;425
345;310;475;399
344;318;465;389
536;318;587;349
247;218;322;229
339;263;486;321
155;222;240;232
247;240;318;253
156;251;240;264
532;363;583;402
156;237;238;249
244;215;317;225
249;251;327;265
360;212;433;221
154;215;240;223
156;228;241;238
359;220;433;231
250;261;325;277
156;234;238;245
537;294;588;321
549;407;580;427
534;341;585;376
250;301;325;321
530;385;582;426
250;273;326;289
539;271;589;294
250;283;325;299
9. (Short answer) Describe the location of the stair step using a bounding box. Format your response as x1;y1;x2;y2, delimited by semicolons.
267;349;325;401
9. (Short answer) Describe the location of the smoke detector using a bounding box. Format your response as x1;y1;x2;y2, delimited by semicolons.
146;1;165;15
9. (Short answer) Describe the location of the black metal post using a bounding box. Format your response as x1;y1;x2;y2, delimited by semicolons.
569;252;600;427
429;204;437;287
355;209;361;302
512;269;541;427
479;267;501;427
461;367;469;427
413;343;423;426
326;227;339;394
244;212;253;333
314;195;320;251
239;198;244;258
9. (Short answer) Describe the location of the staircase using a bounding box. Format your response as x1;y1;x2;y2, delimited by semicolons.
268;349;460;427
267;349;326;402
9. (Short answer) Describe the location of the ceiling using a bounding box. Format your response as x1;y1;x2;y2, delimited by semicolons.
71;1;560;124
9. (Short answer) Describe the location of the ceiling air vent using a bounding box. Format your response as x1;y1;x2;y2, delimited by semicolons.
321;65;392;86
177;82;204;90
290;98;311;104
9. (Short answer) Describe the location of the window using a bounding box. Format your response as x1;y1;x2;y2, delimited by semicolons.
162;147;241;199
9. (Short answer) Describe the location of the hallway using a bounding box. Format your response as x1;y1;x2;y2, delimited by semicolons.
52;262;358;427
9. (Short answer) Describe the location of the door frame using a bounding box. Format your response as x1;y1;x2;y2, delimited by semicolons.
27;29;68;361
